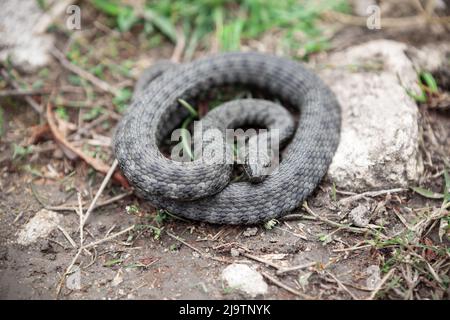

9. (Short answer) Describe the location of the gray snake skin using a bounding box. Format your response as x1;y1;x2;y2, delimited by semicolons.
114;52;341;224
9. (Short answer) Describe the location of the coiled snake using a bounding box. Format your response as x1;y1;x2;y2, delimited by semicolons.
113;52;341;224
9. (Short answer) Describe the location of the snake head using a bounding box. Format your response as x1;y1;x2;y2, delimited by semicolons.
243;133;278;183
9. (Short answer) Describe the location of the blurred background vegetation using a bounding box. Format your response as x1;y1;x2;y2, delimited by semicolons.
28;0;353;116
88;0;350;59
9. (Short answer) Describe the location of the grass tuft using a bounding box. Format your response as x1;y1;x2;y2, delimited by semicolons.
90;0;349;59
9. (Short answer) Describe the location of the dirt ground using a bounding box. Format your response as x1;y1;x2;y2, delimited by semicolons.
0;106;448;300
0;2;450;300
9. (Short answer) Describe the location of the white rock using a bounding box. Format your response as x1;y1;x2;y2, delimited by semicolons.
17;209;62;245
435;0;447;10
349;204;370;227
324;40;421;95
407;42;450;72
321;40;423;191
230;248;240;257
221;264;268;298
66;267;81;290
243;227;258;237
0;0;55;72
366;265;381;290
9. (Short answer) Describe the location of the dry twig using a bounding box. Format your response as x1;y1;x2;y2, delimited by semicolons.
276;262;317;275
367;268;396;300
239;251;283;270
338;188;407;205
46;101;128;187
303;202;384;238
51;48;119;96
261;271;314;299
47;191;132;212
325;270;359;300
82;159;118;226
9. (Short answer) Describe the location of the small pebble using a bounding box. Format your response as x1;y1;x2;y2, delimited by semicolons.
230;248;240;257
243;227;258;237
221;264;268;298
349;204;371;227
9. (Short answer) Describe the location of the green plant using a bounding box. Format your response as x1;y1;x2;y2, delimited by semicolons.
222;286;234;294
55;106;69;121
83;106;105;121
177;99;199;160
153;0;348;56
90;0;349;59
103;258;123;267
113;88;132;113
12;144;33;160
68;74;82;86
155;209;169;225
135;223;163;240
411;169;450;203
264;219;278;230
408;71;439;103
178;99;198;117
36;0;47;10
125;204;140;215
331;182;337;201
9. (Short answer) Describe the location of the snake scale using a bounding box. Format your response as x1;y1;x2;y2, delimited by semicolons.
113;52;341;224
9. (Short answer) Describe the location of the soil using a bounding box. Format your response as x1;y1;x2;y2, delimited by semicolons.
0;107;448;299
0;169;381;300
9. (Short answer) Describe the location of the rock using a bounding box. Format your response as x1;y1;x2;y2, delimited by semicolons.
243;227;258;237
66;267;81;290
325;40;421;94
366;265;381;290
349;204;371;227
17;209;62;246
321;40;423;191
221;264;268;298
434;0;448;10
407;42;450;73
435;0;447;10
230;248;240;257
0;0;55;72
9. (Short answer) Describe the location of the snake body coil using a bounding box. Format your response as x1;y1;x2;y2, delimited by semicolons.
114;52;341;224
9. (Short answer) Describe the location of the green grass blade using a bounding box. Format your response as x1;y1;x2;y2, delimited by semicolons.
181;116;194;160
117;7;138;32
143;8;178;43
178;99;198;117
411;186;444;199
92;0;121;16
421;71;438;93
443;169;450;203
407;89;427;103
